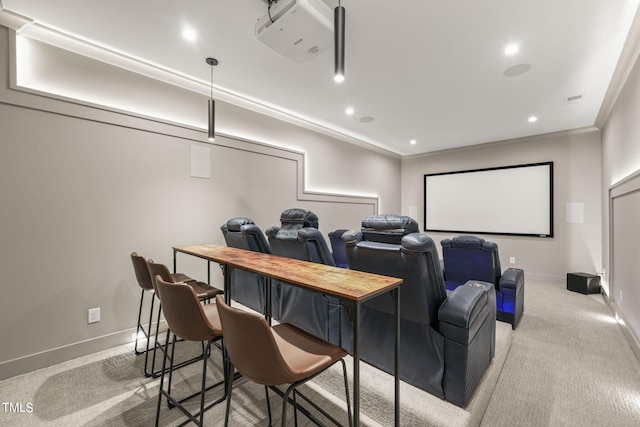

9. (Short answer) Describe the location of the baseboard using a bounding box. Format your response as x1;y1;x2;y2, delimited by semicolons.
0;322;167;381
620;319;640;364
602;294;640;364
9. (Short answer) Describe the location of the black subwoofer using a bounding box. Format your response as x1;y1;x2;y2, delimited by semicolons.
567;272;601;295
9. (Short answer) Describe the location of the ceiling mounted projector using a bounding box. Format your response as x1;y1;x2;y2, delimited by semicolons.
255;0;333;63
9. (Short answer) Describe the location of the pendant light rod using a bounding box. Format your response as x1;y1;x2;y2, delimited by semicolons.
334;3;345;83
206;57;218;142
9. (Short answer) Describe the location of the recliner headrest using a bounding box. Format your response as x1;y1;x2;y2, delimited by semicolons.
361;214;419;244
225;217;255;232
273;208;319;240
280;208;318;228
441;235;497;252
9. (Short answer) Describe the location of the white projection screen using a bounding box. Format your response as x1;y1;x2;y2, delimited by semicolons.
424;162;554;237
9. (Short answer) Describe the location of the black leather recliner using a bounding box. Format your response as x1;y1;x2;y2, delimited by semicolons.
441;235;525;329
265;208;343;346
343;215;496;407
220;217;272;314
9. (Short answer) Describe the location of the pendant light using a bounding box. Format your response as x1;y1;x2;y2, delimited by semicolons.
206;57;218;141
334;1;345;83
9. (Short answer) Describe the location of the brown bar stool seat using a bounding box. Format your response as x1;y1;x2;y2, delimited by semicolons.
147;259;223;301
154;277;227;427
216;294;352;426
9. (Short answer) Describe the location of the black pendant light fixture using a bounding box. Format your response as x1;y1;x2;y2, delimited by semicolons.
334;1;345;83
206;57;218;141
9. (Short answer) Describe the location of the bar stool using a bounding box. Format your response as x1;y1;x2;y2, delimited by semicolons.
145;259;223;377
154;277;227;427
130;252;201;377
216;294;352;427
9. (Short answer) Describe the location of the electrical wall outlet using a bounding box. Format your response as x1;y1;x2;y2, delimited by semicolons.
618;289;623;303
88;307;100;324
509;257;516;264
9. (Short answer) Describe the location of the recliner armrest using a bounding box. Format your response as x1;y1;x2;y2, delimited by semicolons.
439;281;495;345
439;281;491;327
265;226;280;240
298;227;324;242
241;224;272;254
298;228;336;266
341;230;363;247
499;268;524;291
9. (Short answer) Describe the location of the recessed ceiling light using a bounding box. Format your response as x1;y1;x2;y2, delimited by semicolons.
505;43;519;55
182;29;197;41
345;107;354;115
410;139;417;145
359;116;374;123
528;116;538;123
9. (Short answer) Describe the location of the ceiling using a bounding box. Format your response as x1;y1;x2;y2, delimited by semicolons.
1;0;639;156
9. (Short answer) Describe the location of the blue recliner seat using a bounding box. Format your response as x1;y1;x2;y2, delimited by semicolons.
220;217;272;314
343;215;496;407
328;228;349;268
441;235;524;329
265;208;344;346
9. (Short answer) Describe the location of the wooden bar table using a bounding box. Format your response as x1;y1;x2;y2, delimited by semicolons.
174;244;402;427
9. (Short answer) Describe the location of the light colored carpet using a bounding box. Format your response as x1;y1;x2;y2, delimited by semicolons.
0;322;511;426
481;280;640;427
1;281;639;426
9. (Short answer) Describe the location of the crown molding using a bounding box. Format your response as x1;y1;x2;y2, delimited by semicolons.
595;4;640;128
402;126;600;161
0;8;399;159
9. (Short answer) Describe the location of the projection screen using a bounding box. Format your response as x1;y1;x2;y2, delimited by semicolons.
424;162;553;237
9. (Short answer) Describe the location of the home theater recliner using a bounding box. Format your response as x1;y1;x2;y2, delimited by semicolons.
220;217;273;314
265;208;344;346
441;235;525;329
343;214;496;407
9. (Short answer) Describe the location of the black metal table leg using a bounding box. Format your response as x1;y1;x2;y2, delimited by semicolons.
265;277;272;325
223;264;230;305
353;301;360;426
173;249;177;274
394;287;400;427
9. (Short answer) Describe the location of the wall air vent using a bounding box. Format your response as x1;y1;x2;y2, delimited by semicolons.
255;0;333;63
565;93;584;104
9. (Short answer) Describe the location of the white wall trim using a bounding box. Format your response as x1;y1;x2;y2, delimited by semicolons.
595;5;640;128
603;294;640;365
402;126;600;161
1;29;379;214
0;16;399;158
607;168;640;362
0;327;138;381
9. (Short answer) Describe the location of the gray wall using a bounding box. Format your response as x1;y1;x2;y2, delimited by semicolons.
601;42;640;356
401;130;603;284
0;27;401;378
